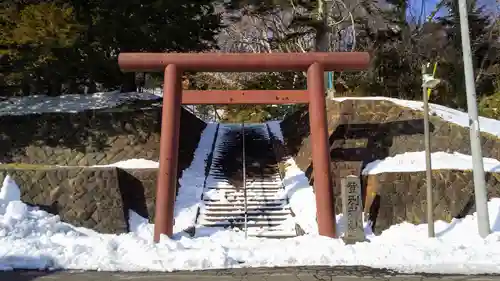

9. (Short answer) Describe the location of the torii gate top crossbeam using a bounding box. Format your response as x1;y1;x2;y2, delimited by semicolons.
118;52;370;72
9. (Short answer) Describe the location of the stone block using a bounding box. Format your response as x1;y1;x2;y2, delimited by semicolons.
370;171;500;234
0;166;127;234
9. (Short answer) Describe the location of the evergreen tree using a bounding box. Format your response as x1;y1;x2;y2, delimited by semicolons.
70;0;222;92
1;1;82;96
1;0;222;96
437;0;496;108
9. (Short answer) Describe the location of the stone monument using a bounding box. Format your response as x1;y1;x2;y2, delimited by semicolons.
341;175;367;244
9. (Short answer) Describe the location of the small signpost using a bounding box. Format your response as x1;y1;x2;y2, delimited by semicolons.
341;175;366;244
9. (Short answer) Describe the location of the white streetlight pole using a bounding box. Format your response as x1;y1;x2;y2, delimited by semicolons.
458;0;491;238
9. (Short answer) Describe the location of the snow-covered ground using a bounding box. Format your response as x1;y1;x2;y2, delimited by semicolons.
2;160;500;273
0;90;223;121
0;91;162;116
363;151;500;175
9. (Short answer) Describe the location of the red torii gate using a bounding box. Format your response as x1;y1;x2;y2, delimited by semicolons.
118;52;370;242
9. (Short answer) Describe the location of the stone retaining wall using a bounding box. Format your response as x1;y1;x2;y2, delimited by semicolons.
0;166;158;234
281;100;500;180
0;101;208;234
278;99;500;233
365;171;500;233
0;102;206;180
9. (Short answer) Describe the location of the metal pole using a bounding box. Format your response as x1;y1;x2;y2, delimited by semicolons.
241;122;248;239
422;75;435;237
458;0;491;238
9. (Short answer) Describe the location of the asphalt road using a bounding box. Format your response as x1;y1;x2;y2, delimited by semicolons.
2;266;500;281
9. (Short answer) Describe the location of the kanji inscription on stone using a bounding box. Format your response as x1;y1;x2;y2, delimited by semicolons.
341;175;366;244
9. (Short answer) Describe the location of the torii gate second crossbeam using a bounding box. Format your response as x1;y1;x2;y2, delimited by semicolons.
118;52;370;242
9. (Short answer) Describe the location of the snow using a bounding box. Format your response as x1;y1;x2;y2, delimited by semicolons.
280;159;318;234
2;175;500;273
2;96;500;273
128;210;154;239
363;151;500;175
0;91;162;116
267;120;318;234
173;123;218;232
0;90;217;121
0;176;20;202
93;159;159;169
266;121;284;142
334;96;500;138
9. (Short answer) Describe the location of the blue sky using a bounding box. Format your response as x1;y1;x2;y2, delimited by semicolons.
407;0;443;22
406;0;499;21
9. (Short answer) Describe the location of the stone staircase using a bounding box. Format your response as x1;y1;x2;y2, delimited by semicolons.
197;124;296;238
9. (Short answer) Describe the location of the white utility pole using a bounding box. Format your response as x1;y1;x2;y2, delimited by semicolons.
458;0;491;238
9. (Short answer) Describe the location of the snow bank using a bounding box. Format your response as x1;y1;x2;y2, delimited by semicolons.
280;159;318;234
173;123;218;233
267;121;317;234
93;159;159;169
2;175;500;273
0;91;162;116
0;176;20;202
334;96;500;138
0;90;209;123
266;121;284;142
363;151;500;175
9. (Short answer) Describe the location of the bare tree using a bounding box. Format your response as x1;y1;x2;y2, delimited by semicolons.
218;7;314;53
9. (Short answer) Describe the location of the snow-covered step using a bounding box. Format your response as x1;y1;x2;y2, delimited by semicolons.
205;185;282;189
203;198;286;203
203;196;285;201
202;202;287;208
209;197;285;202
206;186;281;189
204;191;284;197
206;179;281;183
199;215;290;222
203;200;286;206
207;191;282;197
246;183;282;186
215;191;282;195
205;184;282;189
202;205;289;211
206;180;281;184
199;217;290;225
200;209;291;217
247;228;297;238
206;181;282;186
205;194;283;200
205;191;282;196
198;220;284;228
206;186;282;191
